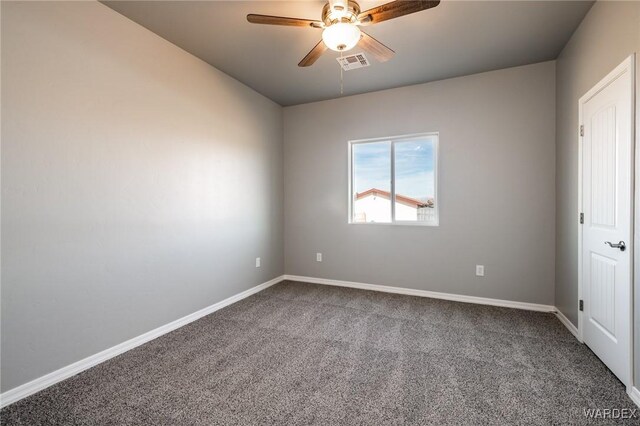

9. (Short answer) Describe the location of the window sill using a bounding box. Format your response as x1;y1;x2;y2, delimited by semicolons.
348;221;439;227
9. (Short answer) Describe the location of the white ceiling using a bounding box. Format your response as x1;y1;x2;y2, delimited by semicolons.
103;1;593;106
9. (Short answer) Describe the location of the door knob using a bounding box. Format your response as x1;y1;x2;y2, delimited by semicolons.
604;241;626;251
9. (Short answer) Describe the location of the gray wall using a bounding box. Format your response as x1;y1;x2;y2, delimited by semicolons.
553;1;640;386
284;62;556;305
1;1;283;392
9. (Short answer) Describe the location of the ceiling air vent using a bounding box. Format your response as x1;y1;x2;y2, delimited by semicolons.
336;53;370;71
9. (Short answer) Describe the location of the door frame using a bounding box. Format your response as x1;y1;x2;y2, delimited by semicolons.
577;54;635;388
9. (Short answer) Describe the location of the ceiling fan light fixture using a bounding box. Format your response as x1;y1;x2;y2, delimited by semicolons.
248;0;441;66
322;23;361;52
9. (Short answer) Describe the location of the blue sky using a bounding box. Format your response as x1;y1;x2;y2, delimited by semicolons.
353;138;435;201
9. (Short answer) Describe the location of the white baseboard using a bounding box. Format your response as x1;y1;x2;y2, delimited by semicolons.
554;309;580;341
3;274;622;410
283;275;556;313
630;387;640;409
0;275;284;409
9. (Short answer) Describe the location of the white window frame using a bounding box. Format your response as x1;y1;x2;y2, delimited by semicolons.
348;132;439;226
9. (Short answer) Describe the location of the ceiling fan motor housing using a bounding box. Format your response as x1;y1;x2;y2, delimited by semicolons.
322;1;361;26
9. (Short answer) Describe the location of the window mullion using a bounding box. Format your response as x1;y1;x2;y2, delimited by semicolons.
390;141;396;223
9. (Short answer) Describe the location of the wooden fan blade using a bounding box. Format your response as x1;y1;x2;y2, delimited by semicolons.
298;40;328;67
358;31;394;62
357;1;440;25
247;14;323;28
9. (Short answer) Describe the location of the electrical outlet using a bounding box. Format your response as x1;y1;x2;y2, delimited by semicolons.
255;257;261;268
475;265;485;277
316;253;322;262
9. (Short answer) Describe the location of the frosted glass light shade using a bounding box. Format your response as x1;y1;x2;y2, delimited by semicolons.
322;23;361;52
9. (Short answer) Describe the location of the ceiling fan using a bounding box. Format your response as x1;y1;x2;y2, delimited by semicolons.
247;0;440;67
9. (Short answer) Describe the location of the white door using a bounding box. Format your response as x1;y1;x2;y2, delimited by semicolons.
580;55;634;387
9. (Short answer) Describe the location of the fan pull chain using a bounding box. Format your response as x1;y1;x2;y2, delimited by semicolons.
340;50;344;95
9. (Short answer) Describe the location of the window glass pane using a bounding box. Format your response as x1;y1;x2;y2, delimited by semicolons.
394;138;437;222
352;141;391;223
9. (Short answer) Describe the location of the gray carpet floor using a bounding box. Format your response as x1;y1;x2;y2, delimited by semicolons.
1;280;638;425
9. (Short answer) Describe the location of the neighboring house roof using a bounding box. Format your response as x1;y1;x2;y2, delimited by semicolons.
355;188;428;208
